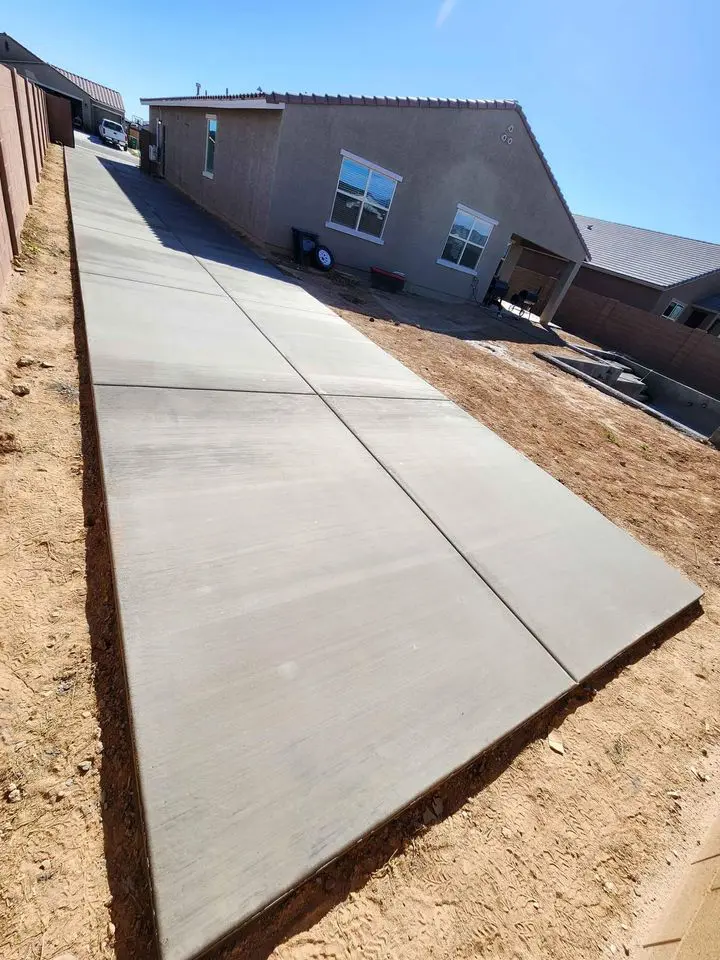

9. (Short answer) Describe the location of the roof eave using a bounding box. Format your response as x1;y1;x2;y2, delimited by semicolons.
582;261;664;290
141;97;285;111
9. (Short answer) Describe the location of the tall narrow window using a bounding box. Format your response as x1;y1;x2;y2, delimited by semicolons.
203;116;217;178
437;205;497;274
326;151;402;243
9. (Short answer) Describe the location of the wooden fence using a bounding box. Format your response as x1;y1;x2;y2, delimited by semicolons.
0;64;50;293
556;286;720;401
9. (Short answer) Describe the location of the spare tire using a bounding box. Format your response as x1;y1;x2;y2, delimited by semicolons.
314;244;334;272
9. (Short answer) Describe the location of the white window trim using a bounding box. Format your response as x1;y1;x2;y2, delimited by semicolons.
340;149;403;183
456;202;498;226
436;258;478;276
662;299;685;321
325;220;385;245
203;114;217;179
327;151;402;244
437;203;497;276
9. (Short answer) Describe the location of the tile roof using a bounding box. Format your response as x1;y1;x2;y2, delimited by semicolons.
52;65;124;114
140;92;588;258
574;214;720;288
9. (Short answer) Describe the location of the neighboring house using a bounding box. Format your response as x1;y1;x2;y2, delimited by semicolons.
0;33;124;131
570;215;720;336
139;91;589;317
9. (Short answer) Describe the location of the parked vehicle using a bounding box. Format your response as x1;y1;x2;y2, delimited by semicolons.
98;118;127;150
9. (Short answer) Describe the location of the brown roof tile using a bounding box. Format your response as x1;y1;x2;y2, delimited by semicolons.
52;65;124;114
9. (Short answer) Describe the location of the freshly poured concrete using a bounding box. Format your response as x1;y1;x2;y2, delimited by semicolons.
73;223;223;295
65;139;702;960
327;396;702;679
95;384;573;960
80;273;311;392
242;300;445;398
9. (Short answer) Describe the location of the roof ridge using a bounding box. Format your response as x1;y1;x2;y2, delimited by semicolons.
51;63;122;96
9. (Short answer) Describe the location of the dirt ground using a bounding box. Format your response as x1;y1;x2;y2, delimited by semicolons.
0;145;153;960
2;156;720;960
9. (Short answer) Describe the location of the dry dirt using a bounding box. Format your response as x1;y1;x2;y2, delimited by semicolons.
2;157;720;960
0;145;153;960
224;267;720;960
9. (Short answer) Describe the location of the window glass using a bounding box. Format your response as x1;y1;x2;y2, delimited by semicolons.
204;118;217;174
338;158;369;197
331;192;361;230
662;300;684;321
358;202;387;237
460;243;483;270
366;171;395;209
329;155;398;239
450;210;475;241
440;208;495;271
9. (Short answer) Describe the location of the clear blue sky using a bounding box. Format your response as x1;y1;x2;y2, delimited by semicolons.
6;0;719;242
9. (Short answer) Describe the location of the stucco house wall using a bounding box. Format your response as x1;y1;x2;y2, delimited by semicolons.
654;271;720;322
265;103;586;299
151;105;283;247
146;98;586;301
572;265;660;311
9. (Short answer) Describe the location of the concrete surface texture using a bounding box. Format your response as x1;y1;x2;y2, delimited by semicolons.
94;384;573;960
325;396;701;680
65;137;702;960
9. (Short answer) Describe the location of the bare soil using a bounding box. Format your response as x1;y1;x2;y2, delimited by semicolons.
3;165;720;960
0;145;153;960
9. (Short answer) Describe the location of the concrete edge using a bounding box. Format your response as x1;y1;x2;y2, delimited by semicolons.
533;351;712;446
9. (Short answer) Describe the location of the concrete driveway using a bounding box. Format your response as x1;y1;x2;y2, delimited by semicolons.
65;137;700;960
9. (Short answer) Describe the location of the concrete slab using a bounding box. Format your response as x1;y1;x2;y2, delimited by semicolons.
326;397;702;680
208;263;337;312
94;384;573;960
239;300;445;399
80;274;311;393
71;203;177;245
73;223;223;296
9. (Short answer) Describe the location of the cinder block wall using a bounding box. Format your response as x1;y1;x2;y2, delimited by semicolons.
0;64;49;294
556;286;720;401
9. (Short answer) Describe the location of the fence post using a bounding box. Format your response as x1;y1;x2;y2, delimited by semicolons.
11;70;33;203
0;135;20;256
23;78;40;182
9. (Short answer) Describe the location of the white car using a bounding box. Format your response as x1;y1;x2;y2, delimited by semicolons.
98;118;127;150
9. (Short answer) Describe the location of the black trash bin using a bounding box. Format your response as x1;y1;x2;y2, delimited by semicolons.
291;227;320;267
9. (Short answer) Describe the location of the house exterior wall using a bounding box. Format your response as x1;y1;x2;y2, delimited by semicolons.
655;271;720;321
265;103;586;299
568;263;720;330
91;101;123;130
3;61;91;125
150;105;283;246
571;265;660;311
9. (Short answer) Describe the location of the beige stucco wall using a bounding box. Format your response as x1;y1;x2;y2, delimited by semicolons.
152;105;283;246
266;103;586;299
655;271;720;323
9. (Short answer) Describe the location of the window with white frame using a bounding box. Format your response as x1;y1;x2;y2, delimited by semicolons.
438;205;496;274
662;299;685;321
326;151;402;242
203;116;217;177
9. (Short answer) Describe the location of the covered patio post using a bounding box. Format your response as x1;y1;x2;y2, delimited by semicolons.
540;259;581;326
